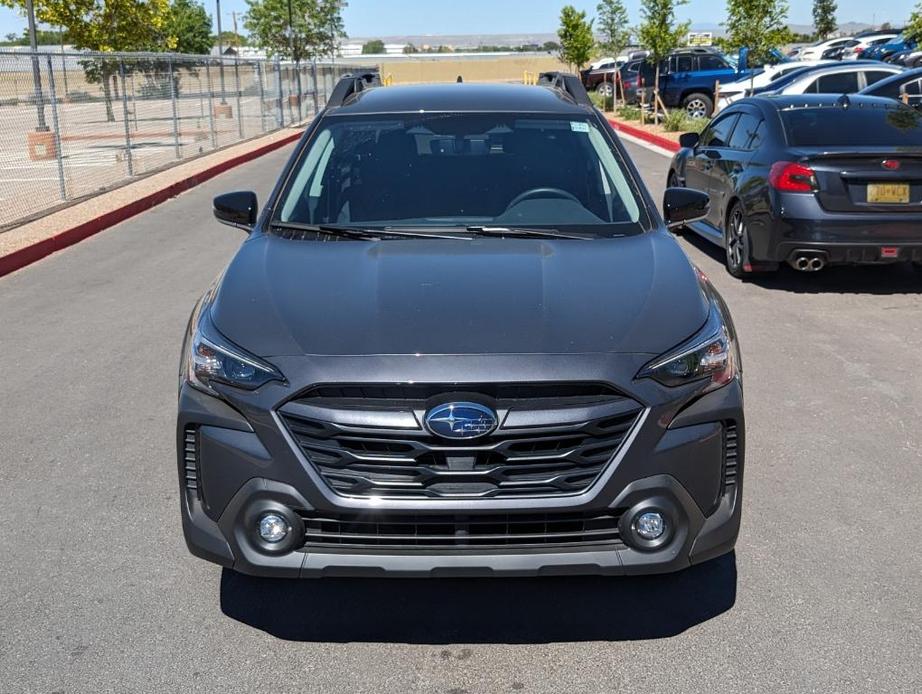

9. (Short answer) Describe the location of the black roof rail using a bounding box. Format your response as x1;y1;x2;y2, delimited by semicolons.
537;71;592;107
326;70;381;108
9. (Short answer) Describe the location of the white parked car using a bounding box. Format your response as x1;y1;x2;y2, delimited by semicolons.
588;55;629;71
715;60;836;111
762;63;903;96
841;34;898;60
795;37;858;61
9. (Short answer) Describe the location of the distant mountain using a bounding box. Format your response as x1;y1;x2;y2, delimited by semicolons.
348;21;893;50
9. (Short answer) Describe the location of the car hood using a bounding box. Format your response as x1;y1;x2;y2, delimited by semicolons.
210;231;708;358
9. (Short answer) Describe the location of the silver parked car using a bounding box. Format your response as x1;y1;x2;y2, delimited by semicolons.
761;63;903;96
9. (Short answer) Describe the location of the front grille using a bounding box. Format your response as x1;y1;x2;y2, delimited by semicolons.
298;510;627;550
183;427;202;501
278;383;644;499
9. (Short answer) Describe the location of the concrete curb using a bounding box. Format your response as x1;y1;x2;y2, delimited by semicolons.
0;130;303;279
608;118;681;153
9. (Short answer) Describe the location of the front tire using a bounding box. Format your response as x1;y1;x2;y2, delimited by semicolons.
683;92;714;120
596;82;614;98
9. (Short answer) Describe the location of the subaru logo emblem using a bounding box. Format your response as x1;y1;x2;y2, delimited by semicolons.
424;402;498;439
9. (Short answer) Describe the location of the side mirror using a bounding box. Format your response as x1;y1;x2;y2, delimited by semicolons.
213;191;258;231
663;187;709;230
679;132;700;149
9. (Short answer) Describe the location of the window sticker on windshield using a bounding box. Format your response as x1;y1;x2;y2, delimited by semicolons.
571;121;590;133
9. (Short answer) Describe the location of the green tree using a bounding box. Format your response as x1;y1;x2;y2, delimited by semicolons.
362;39;385;54
316;0;347;60
0;27;71;45
557;5;595;70
0;0;173;120
165;0;213;55
637;0;689;113
812;0;837;40
403;42;418;54
542;40;560;52
596;0;631;57
245;0;318;61
904;3;922;43
214;30;247;48
723;0;792;64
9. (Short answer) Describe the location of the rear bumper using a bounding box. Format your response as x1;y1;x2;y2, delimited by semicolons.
752;203;922;265
777;243;922;265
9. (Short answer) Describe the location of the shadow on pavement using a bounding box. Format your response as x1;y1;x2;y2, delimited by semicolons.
219;552;737;643
677;233;922;295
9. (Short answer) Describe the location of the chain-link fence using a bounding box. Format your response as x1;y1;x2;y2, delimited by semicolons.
0;49;369;229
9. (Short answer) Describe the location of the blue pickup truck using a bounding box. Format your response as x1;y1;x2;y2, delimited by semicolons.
634;47;759;118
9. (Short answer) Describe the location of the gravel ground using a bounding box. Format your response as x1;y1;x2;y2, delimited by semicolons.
0;140;919;694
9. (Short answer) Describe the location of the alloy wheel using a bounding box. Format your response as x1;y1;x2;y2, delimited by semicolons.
685;99;708;119
726;206;748;277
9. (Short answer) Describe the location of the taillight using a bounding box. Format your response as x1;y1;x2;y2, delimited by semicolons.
769;162;818;193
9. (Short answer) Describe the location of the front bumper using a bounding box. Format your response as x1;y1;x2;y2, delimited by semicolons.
177;355;745;578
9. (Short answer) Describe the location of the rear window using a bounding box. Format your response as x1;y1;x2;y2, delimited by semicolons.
781;107;922;146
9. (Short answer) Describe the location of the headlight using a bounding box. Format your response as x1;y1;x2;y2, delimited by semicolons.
182;298;284;395
638;290;739;392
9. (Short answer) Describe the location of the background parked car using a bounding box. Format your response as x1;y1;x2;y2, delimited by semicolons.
796;37;857;61
716;60;835;111
841;34;898;60
615;47;753;117
859;67;922;108
581;63;621;95
667;94;922;277
864;35;917;62
759;63;902;96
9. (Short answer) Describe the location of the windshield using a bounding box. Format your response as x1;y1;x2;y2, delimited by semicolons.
274;113;647;236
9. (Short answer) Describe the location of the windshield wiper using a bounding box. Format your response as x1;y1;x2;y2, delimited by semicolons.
465;225;591;240
272;222;469;241
271;222;379;240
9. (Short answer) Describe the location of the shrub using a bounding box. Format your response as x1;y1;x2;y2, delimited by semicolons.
589;91;614;111
661;109;686;131
682;116;709;133
615;105;642;121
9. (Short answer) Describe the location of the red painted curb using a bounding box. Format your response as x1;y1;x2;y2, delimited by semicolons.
608;118;680;153
0;130;304;279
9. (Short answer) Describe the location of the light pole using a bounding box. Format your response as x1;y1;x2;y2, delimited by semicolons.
215;0;227;104
25;0;48;131
287;0;302;119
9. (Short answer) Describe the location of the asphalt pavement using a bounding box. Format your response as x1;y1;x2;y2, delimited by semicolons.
1;139;920;694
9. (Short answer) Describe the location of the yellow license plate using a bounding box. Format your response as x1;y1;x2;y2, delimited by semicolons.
868;182;910;204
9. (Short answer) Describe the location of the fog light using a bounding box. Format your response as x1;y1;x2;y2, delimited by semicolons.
258;513;290;543
634;511;665;541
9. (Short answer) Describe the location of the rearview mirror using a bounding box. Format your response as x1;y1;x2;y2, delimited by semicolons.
663;187;709;230
213;191;258;231
679;132;700;149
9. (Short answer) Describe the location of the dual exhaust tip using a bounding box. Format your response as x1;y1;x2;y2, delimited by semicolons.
789;252;827;272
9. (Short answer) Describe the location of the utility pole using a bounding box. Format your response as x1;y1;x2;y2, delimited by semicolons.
215;0;227;105
287;0;302;119
59;24;69;94
25;0;48;131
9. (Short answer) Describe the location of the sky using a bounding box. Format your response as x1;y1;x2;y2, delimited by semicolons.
0;0;918;41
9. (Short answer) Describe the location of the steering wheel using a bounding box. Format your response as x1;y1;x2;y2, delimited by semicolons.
504;187;581;212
